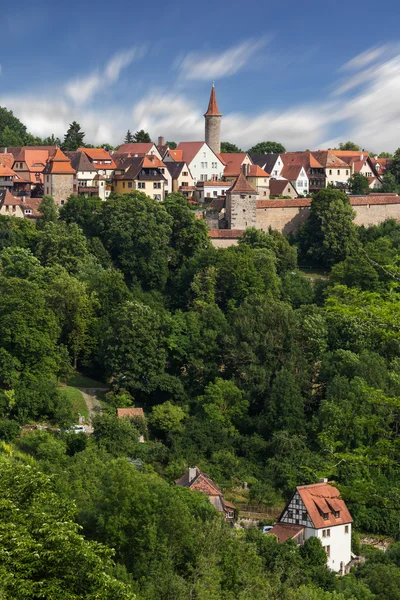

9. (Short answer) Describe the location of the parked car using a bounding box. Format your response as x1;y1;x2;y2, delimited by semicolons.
65;425;86;434
262;525;274;534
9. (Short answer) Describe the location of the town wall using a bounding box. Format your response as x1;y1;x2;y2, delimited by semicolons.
51;174;74;205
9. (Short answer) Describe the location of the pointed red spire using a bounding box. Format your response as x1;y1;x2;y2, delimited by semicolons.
204;84;222;117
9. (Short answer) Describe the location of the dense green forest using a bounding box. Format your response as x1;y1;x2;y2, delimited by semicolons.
1;188;400;598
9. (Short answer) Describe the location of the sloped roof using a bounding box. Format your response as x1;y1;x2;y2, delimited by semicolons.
208;229;244;238
44;148;75;174
167;149;184;161
18;149;49;172
312;151;349;168
0;163;17;177
220;153;250;176
65;151;95;172
176;467;222;496
165;161;186;179
142;155;165;168
0;153;15;168
228;172;258;194
204;84;222;117
117;143;155;155
269;179;296;196
281;152;324;171
280;164;304;180
268;523;304;543
297;482;353;529
176;142;205;165
117;407;145;419
250;153;280;173
248;165;270;177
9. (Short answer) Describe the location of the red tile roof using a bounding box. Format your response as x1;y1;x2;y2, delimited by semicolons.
269;523;304;543
208;229;244;238
228;172;258;194
117;143;155;155
176;142;205;165
312;150;349;169
0;153;14;168
0;163;17;177
117;407;145;419
248;165;270;177
79;148;116;170
220;153;249;177
142;155;165;168
256;198;311;208
297;482;352;529
167;149;183;161
204;84;222;117
280;164;303;180
44;148;76;174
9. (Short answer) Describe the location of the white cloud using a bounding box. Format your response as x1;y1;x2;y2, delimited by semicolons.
341;45;388;71
178;37;270;80
65;46;146;104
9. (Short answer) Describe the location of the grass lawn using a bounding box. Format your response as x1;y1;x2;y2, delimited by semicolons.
66;372;107;389
298;266;330;280
59;385;89;421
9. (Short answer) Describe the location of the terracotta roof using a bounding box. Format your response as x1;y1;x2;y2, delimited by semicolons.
330;150;369;158
202;181;230;187
281;152;324;171
312;151;349;169
79;148;116;170
176;142;205;165
204;84;222;117
216;153;227;165
268;523;304;543
269;179;296;196
208;229;244;238
349;195;400;205
117;407;145;419
248;165;270;177
0;163;17;177
220;153;250;177
142;155;165;168
257;198;311;208
44;148;76;174
297;482;353;529
280;165;304;180
17;149;50;172
0;153;15;168
228;172;258;194
117;143;155;155
167;149;184;161
208;197;225;211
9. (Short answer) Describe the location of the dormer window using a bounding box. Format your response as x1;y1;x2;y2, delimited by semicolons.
323;512;329;520
334;511;340;518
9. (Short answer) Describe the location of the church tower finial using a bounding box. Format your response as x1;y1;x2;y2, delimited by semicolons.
204;83;222;154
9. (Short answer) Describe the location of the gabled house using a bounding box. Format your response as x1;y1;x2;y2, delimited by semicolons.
312;151;350;188
66;151;107;200
330;150;383;190
0;162;18;190
220;152;253;183
281;152;326;194
250;153;283;178
175;466;235;522
269;178;298;198
113;155;167;200
43;148;76;205
78;148;116;179
0;189;41;219
247;165;270;198
12;148;55;194
116;142;162;160
163;149;184;162
164;161;194;197
176;141;225;184
269;480;353;573
280;164;309;196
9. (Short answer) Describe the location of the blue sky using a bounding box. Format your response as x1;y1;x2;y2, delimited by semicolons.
2;0;400;151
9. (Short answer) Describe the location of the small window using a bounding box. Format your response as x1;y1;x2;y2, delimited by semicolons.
337;170;340;175
323;512;329;520
60;200;65;206
327;529;331;537
346;170;349;175
302;512;307;520
288;511;293;519
138;182;145;189
183;171;188;176
123;182;125;188
345;525;349;534
325;546;330;557
329;169;332;175
128;182;132;188
322;530;326;538
334;511;340;518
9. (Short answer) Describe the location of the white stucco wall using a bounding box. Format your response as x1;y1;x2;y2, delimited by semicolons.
325;167;350;186
189;145;224;183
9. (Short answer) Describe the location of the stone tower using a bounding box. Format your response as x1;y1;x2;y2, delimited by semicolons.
204;84;222;155
226;172;258;230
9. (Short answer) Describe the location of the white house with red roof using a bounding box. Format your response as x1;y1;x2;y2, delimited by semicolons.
116;143;162;160
270;480;353;573
176;141;225;184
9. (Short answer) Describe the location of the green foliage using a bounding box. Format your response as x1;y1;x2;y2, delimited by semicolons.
348;172;370;195
150;401;186;433
166;140;177;149
298;188;359;266
62;120;85;151
247;141;286;154
0;106;27;144
381;171;399;192
133;129;151;143
220;141;243;153
338;141;361;151
38;196;58;227
124;129;134;143
388;147;400;183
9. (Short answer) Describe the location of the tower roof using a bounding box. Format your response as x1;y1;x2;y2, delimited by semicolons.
228;172;258;194
204;84;222;117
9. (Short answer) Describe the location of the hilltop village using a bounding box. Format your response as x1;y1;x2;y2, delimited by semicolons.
0;85;399;248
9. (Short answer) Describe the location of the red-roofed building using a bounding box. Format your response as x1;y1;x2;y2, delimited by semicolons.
163;149;184;162
12;148;55;193
246;164;270;198
116;143;162;160
176;142;225;184
275;480;353;572
78;148;117;178
226;172;258;230
43;148;76;205
220;152;252;181
176;466;235;522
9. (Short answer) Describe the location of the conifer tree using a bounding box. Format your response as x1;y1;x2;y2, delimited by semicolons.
62;121;85;151
125;130;134;143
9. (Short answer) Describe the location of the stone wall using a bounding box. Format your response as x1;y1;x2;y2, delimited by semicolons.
205;116;221;155
227;191;257;229
51;174;74;205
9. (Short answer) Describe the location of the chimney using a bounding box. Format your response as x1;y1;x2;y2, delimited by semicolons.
188;467;197;482
319;478;328;483
158;136;165;147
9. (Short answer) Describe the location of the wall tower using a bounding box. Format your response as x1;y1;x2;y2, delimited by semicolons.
204;84;222;155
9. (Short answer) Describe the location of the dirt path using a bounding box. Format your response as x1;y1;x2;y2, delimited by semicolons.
78;387;108;434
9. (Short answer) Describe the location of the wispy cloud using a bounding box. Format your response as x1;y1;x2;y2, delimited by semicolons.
65;46;146;104
178;37;270;80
